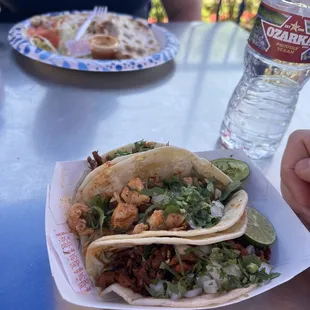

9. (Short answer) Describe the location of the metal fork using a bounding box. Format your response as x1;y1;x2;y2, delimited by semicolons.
75;6;107;41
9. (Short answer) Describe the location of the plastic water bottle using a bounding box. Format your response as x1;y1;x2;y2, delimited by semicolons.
220;0;310;159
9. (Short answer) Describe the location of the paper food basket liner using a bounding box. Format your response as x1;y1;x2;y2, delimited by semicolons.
45;149;310;309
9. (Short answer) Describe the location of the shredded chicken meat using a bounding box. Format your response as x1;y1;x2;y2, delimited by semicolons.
132;223;149;234
121;178;150;205
111;203;138;231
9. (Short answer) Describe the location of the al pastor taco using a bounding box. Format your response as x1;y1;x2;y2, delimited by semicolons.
85;214;279;308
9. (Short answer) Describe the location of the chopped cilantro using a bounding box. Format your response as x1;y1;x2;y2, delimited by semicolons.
114;150;132;158
143;245;153;260
162;176;187;190
90;195;103;209
163;202;181;217
160;262;181;279
133;140;155;153
175;247;184;275
90;206;105;233
138;175;243;229
242;255;262;268
140;187;165;196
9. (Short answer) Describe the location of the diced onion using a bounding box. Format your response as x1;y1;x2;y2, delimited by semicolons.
215;189;222;200
175;244;190;255
200;245;212;255
207;265;224;286
208;268;221;282
184;287;202;298
196;275;212;287
168;291;181;301
188;220;198;229
224;264;242;278
174;191;181;197
152;194;165;203
211;206;223;217
212;200;224;208
149;281;165;296
203;279;219;294
246;245;255;255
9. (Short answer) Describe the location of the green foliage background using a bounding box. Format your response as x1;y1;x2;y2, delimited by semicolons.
149;0;261;31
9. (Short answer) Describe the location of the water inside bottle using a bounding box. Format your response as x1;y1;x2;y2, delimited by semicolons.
220;0;310;159
221;46;310;159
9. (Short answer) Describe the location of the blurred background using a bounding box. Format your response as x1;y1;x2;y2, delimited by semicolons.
149;0;260;31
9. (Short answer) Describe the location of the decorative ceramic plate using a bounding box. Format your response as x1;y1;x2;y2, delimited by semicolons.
8;11;179;72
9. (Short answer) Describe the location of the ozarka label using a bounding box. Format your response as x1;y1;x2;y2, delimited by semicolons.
248;2;310;63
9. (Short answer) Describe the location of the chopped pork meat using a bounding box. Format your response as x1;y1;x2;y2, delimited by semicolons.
87;151;103;170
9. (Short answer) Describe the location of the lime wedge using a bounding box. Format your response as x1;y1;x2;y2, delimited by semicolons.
211;158;250;181
245;207;276;248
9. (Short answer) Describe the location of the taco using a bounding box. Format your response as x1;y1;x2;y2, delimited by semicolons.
85;214;279;308
68;146;247;243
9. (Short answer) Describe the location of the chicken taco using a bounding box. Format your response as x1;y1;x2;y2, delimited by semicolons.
85;215;279;308
68;146;247;243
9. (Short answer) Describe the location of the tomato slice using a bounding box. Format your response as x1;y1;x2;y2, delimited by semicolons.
28;27;60;48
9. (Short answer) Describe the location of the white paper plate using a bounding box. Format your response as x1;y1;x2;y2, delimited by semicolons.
8;11;179;72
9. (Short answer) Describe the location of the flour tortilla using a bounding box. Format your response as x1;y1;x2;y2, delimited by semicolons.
100;141;167;164
84;211;247;245
76;146;246;238
75;141;166;202
87;13;161;59
85;214;254;308
100;284;255;308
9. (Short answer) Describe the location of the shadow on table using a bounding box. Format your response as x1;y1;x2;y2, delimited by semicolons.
13;51;176;93
31;87;119;161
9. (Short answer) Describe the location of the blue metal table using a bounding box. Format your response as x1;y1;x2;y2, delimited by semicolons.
0;21;309;310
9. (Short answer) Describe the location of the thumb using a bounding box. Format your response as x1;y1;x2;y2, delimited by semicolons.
294;158;310;182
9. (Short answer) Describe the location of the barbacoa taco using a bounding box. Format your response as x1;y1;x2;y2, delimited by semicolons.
68;146;247;243
85;214;279;308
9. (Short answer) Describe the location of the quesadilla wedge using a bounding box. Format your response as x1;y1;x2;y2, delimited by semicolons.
85;215;279;308
68;146;247;243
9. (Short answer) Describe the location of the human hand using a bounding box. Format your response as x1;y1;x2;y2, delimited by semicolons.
281;130;310;230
